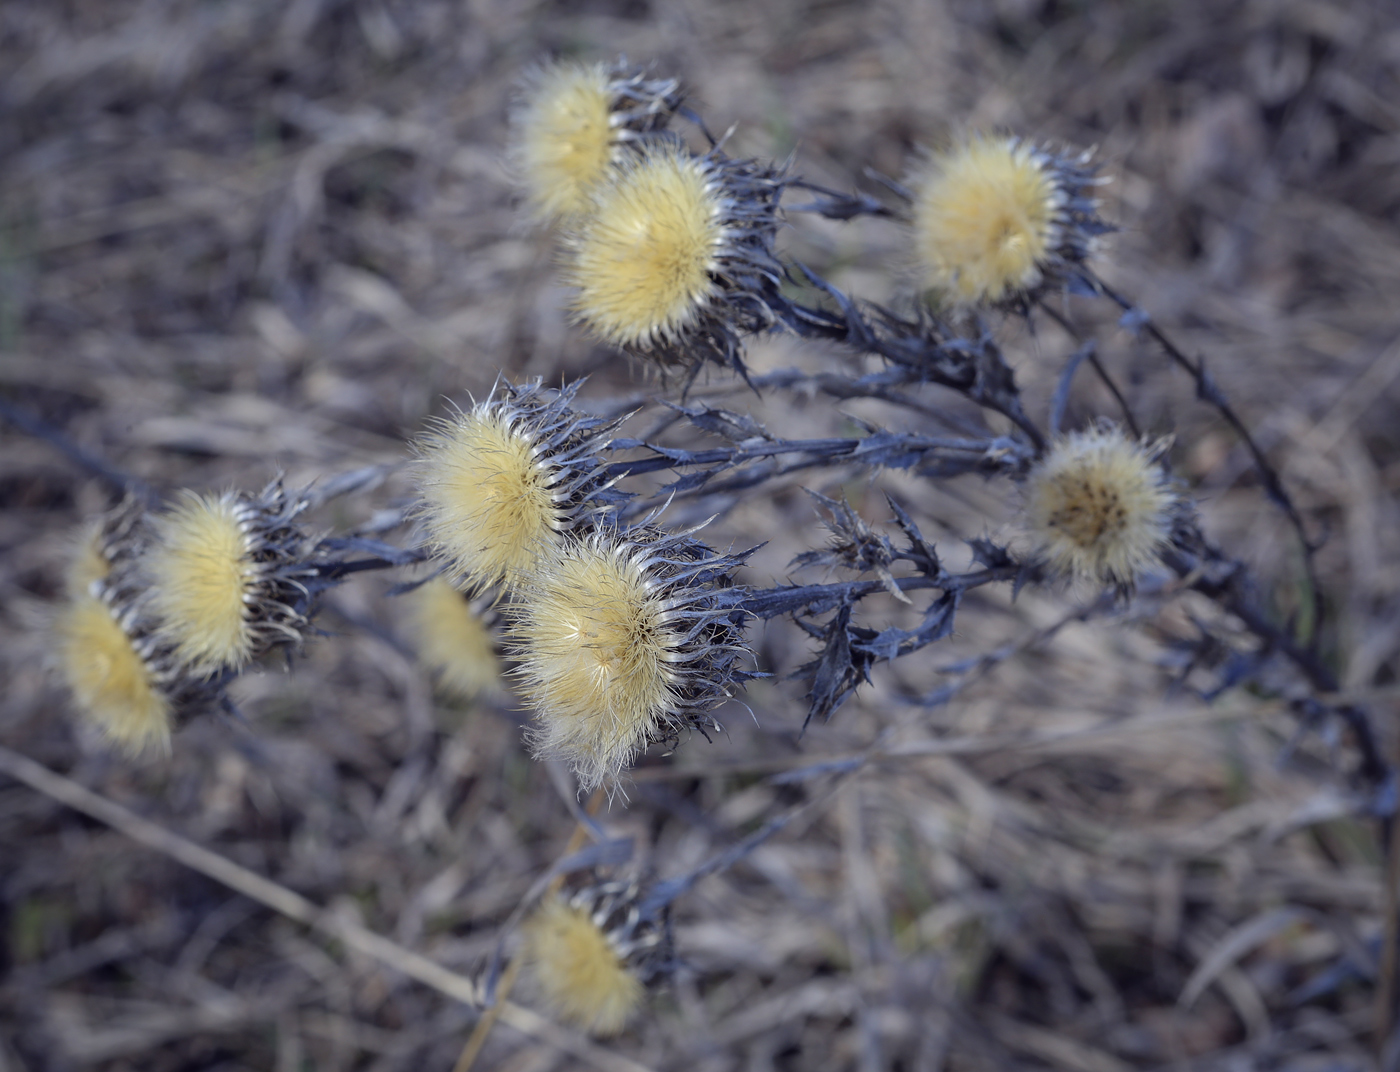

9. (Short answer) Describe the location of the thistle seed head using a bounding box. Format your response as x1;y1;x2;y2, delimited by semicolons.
145;482;318;676
510;525;752;792
1024;425;1178;590
413;380;623;595
563;144;785;374
406;577;503;701
521;879;664;1036
512;59;683;223
911;135;1106;306
56;503;217;755
58;592;174;755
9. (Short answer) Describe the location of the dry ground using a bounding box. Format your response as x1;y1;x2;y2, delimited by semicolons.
3;0;1400;1069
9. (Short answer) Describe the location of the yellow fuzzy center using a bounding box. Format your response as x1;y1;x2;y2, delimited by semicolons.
408;578;501;700
523;898;642;1036
515;542;676;790
914;138;1058;304
59;596;171;753
419;409;559;593
569;149;722;347
149;493;255;673
518;63;616;221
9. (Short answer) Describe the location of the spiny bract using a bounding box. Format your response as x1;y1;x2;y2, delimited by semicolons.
522;896;643;1036
912;135;1098;306
566;144;724;350
1024;425;1176;588
147;491;257;674
406;578;502;700
58;595;171;754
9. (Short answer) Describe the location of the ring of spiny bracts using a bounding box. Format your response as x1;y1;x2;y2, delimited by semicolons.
413;379;629;596
910;134;1109;308
145;481;321;677
512;58;683;223
563;143;786;379
509;523;755;792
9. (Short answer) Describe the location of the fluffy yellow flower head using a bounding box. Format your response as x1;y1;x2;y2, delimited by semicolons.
912;136;1101;306
567;145;724;349
414;381;620;595
512;536;679;790
58;594;171;754
564;146;785;372
515;62;616;221
406;578;502;700
522;894;644;1036
511;527;751;791
512;61;682;222
1025;426;1177;588
147;491;258;674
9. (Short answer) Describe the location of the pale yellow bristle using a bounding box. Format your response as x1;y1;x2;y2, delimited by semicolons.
523;898;643;1036
567;147;722;349
1025;427;1175;587
407;578;502;700
59;595;171;754
516;62;618;221
416;408;561;593
512;540;678;791
913;137;1059;305
147;492;255;674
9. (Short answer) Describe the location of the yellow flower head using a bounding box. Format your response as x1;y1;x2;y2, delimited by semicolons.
58;593;172;754
564;145;784;373
911;135;1104;306
146;484;315;676
510;527;751;792
406;577;503;701
64;525;113;599
512;60;682;222
1024;425;1177;589
522;882;660;1036
414;380;621;595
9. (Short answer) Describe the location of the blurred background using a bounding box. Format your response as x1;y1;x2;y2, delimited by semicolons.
3;0;1400;1068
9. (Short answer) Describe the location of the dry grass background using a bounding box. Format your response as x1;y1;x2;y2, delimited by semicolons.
3;0;1400;1069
